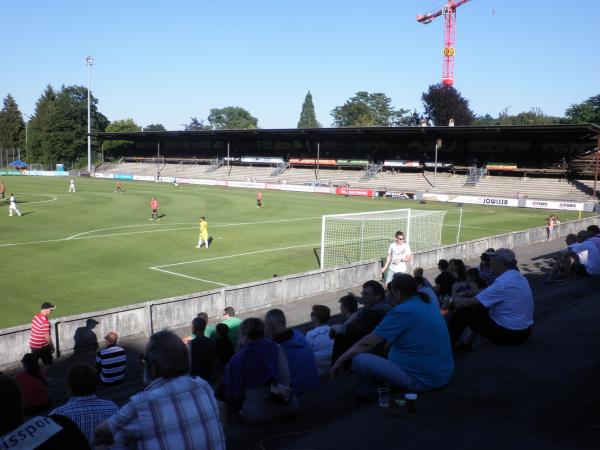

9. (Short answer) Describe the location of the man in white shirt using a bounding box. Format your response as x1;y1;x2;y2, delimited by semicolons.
381;231;412;284
447;248;533;346
68;179;76;192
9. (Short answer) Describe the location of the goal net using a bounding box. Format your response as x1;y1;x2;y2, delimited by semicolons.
320;208;446;269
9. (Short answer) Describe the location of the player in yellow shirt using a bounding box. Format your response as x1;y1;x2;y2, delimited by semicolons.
196;216;209;248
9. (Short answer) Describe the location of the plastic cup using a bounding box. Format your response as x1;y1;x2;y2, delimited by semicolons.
378;387;390;408
405;393;417;416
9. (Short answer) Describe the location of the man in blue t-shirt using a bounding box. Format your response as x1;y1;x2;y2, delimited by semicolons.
331;274;453;399
448;248;533;346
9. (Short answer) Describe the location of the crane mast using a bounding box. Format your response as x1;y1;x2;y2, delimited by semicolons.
417;0;471;87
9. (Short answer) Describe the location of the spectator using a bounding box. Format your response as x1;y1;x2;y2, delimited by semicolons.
50;363;118;444
29;302;55;366
434;259;455;300
94;330;225;450
182;312;215;344
479;250;496;286
332;274;453;399
212;306;242;348
330;280;390;363
215;323;235;369
466;267;488;289
338;294;358;319
587;225;600;253
189;317;217;383
449;259;470;295
221;318;299;425
96;331;126;385
0;373;90;449
265;309;319;395
448;248;534;346
381;231;412;283
569;230;600;276
548;234;579;282
413;267;433;288
414;275;440;307
15;353;50;415
305;305;334;376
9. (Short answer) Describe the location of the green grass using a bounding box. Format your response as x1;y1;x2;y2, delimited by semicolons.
0;176;587;328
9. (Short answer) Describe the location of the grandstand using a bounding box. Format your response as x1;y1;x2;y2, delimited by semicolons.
95;124;600;203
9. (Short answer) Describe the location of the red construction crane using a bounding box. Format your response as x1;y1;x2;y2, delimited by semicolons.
417;0;471;87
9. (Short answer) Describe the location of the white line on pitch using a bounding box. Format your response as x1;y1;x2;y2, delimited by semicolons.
150;267;229;286
66;216;322;240
151;242;320;269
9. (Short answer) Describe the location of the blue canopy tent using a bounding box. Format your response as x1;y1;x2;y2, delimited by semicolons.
8;160;28;168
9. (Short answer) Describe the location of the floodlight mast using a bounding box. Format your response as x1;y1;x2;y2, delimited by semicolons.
417;0;471;87
85;55;94;172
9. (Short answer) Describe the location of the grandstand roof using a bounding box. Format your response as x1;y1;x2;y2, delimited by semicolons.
94;123;600;144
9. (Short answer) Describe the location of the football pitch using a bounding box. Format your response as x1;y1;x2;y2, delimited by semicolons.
0;176;586;329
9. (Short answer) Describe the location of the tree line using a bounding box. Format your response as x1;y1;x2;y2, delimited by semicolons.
0;84;598;166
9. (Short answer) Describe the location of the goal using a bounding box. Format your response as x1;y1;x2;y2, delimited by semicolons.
320;208;446;269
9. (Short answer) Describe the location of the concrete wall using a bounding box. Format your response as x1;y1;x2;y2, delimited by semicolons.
413;216;599;269
0;260;380;371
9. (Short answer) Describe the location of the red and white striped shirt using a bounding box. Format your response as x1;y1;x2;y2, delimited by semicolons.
29;313;50;349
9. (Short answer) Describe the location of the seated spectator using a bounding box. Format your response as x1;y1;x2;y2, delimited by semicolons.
15;353;50;415
265;309;319;395
415;275;440;307
189;317;217;383
331;274;453;399
221;318;299;426
338;294;358;319
215;323;235;369
413;267;433;288
182;312;215;343
548;234;579;282
96;331;126;385
478;250;497;286
0;373;90;449
435;259;455;300
330;280;390;364
449;259;470;296
587;225;600;253
211;307;242;348
466;267;488;289
50;363;118;444
568;230;600;276
305;305;334;376
94;330;225;450
447;248;533;346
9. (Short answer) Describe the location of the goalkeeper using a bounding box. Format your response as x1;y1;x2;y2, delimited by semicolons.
381;231;412;283
196;216;210;248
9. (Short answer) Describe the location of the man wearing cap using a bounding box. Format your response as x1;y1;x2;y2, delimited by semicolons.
447;248;533;346
29;303;55;365
96;331;126;385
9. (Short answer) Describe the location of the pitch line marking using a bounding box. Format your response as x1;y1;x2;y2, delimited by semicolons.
150;268;229;286
1;194;58;205
66;216;322;240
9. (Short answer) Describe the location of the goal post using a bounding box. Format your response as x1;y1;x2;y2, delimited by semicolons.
320;208;447;269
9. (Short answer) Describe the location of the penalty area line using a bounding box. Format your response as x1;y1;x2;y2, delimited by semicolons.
149;267;229;286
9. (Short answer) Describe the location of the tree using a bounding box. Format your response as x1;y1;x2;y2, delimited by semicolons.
565;94;600;125
421;84;475;126
27;85;57;163
144;123;166;132
184;117;210;131
297;91;320;128
103;119;140;157
0;94;25;152
473;107;564;126
208;107;258;130
330;91;410;127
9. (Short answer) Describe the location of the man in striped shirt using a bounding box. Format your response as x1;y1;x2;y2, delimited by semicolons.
29;302;55;365
96;331;126;385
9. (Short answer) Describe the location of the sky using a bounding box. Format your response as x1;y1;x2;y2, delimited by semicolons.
1;0;598;130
